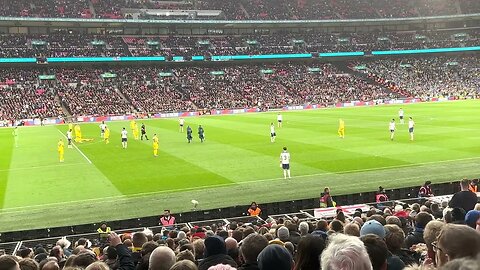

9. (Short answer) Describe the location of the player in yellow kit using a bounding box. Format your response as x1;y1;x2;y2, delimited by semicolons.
130;119;139;140
152;133;159;157
68;122;74;132
74;124;82;142
104;126;110;144
58;139;65;162
338;119;345;139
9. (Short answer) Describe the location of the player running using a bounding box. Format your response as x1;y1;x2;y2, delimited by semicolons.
280;147;291;179
12;126;18;147
104;126;110;144
141;123;149;140
179;118;185;132
121;127;128;149
99;121;107;139
270;123;276;143
198;125;205;143
398;108;404;124
153;133;159;157
58;138;65;162
408;117;415;141
186;126;193;143
389;119;396;141
277;113;283;128
338;119;345;139
66;129;73;148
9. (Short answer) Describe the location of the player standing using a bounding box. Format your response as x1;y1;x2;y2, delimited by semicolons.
270;123;276;143
12;126;18;147
130;119;139;140
121;127;128;149
198;125;205;143
141;123;149;140
186;126;193;143
277;113;283;128
99;121;107;139
338;119;345;139
58;138;65;162
280;147;291;179
408;117;415;141
179;118;185;132
389;119;396;141
104;126;110;144
74;124;82;142
66;129;73;148
68;122;74;132
152;133;159;157
398;108;404;124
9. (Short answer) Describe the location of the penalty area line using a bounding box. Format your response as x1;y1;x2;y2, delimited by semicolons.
56;129;92;164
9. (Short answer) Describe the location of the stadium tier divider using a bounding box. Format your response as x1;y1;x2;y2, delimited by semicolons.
0;181;462;242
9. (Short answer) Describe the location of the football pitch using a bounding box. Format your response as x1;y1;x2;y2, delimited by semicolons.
1;100;480;232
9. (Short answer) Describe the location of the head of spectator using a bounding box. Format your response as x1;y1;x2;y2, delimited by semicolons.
298;221;309;236
18;249;34;259
0;255;20;270
49;246;64;263
360;220;386;239
344;222;360;237
133;232;148;251
18;259;38;270
434;224;480;267
176;250;195;263
321;233;372;270
240;233;268;267
465;210;480;229
368;214;386;226
85;262;109;270
204;236;227;257
451;208;466;224
294;235;325;270
386;216;401;227
439;256;480;270
41;261;59;270
193;239;205;260
361;234;388;270
207;264;236;270
224;237;239;264
330;220;344;233
73;251;96;268
170;260;198;270
384;224;405;252
276;226;289;242
257;244;293;270
64;255;77;268
149;246;176;270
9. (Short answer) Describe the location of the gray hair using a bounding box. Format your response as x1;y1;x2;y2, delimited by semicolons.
320;234;373;270
149;246;176;270
298;222;309;236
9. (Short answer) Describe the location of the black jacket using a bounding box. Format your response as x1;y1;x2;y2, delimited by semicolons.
116;244;136;270
238;262;261;270
198;254;238;270
404;228;424;248
448;191;478;212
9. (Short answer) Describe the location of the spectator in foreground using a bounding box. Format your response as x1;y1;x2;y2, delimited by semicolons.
238;233;268;270
433;224;480;267
0;255;20;270
293;235;325;270
149;246;175;270
405;212;433;248
108;232;135;270
360;234;389;270
257;245;293;270
198;236;237;270
320;234;372;270
170;260;198;270
448;179;478;212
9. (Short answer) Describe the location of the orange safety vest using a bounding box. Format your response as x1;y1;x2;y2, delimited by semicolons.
248;207;261;216
469;184;478;193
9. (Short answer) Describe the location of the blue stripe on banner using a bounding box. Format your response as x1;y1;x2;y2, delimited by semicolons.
372;46;480;55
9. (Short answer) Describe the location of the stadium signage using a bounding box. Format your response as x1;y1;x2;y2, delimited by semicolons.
159;72;174;77
101;72;117;78
210;71;225;75
38;75;56;80
308;67;321;72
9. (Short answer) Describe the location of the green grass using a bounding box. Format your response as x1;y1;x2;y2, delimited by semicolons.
1;100;480;232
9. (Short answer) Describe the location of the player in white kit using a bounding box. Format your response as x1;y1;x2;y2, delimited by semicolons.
408;117;415;141
389;119;396;141
270;123;276;143
398;108;404;124
99;121;107;138
179;118;185;132
280;147;291;179
66;129;73;148
121;127;128;149
277;113;283;128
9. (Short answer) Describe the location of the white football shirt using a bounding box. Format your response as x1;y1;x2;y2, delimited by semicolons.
121;130;128;138
280;151;290;164
389;122;396;130
409;120;415;129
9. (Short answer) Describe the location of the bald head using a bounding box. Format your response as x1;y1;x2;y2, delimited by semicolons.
41;261;59;270
224;237;238;251
149;246;176;270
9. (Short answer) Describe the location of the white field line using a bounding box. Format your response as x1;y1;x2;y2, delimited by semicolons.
1;155;479;212
0;162;86;173
57;130;92;164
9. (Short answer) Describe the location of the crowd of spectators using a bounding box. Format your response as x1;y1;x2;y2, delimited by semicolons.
0;28;478;58
0;0;478;19
354;56;480;99
0;56;479;120
2;179;479;270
